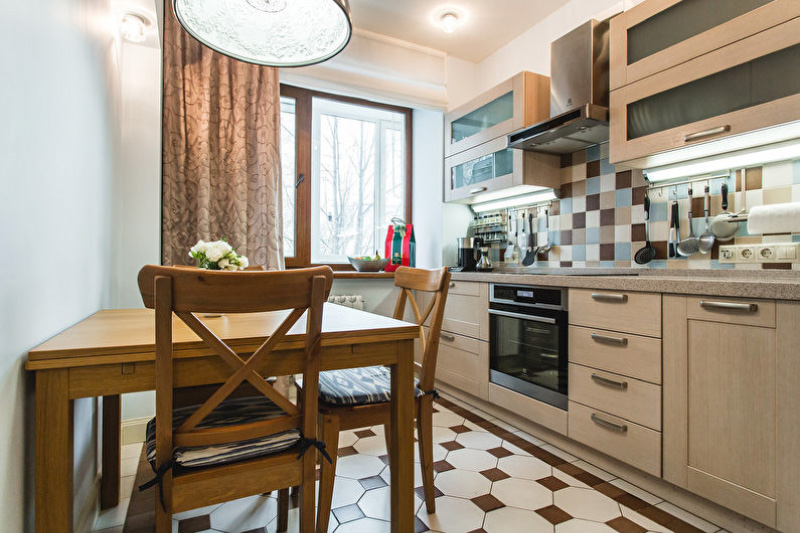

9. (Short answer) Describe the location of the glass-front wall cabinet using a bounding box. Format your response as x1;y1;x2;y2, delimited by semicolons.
610;12;800;165
609;0;798;91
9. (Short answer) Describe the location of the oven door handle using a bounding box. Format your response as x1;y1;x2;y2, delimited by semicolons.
488;309;557;325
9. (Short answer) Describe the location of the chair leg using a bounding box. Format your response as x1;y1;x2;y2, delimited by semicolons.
418;397;436;513
277;488;289;532
383;422;391;465
317;413;340;533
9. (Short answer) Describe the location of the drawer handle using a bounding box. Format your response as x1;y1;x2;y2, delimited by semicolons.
440;334;455;342
449;282;456;288
684;125;730;142
591;333;628;347
699;300;758;313
470;187;488;194
591;293;628;303
591;373;628;390
591;413;628;433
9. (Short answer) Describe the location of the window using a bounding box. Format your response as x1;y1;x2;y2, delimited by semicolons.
279;85;412;268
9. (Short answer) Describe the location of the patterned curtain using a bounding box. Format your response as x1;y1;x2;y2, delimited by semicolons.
161;4;284;270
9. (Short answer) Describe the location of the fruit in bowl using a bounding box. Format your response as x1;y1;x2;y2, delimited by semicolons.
348;252;390;272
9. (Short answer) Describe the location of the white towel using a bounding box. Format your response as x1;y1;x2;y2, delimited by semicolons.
747;202;800;234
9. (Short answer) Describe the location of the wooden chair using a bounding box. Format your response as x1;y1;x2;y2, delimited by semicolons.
137;265;333;532
312;266;451;532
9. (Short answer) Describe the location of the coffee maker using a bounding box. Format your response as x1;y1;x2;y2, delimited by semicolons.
453;237;482;272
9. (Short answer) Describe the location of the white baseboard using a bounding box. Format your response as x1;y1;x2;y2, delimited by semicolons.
122;416;149;445
76;474;101;533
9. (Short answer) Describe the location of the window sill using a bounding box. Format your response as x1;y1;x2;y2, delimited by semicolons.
333;271;395;279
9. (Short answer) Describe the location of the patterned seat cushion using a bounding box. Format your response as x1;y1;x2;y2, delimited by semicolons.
145;396;300;469
318;365;425;406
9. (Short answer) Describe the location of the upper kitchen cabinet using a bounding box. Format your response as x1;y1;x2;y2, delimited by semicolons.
444;135;561;202
445;71;550;157
609;12;800;166
609;0;799;91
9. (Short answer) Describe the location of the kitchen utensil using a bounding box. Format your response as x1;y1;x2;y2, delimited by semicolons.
505;211;514;259
522;211;537;266
539;208;553;254
698;185;715;254
668;200;678;258
477;243;493;271
711;182;738;241
677;188;700;257
634;193;657;264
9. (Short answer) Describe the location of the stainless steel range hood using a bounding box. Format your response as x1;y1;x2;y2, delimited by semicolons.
509;19;610;154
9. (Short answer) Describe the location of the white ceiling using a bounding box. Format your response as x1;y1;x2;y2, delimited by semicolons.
348;0;572;62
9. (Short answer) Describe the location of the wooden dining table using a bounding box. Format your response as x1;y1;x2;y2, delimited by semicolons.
26;304;419;532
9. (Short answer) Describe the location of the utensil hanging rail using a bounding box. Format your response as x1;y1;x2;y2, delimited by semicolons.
646;172;749;224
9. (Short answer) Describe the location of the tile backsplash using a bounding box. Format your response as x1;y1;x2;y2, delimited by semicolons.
503;143;800;270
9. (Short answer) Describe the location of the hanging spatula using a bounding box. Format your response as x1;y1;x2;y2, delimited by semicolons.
522;211;537;266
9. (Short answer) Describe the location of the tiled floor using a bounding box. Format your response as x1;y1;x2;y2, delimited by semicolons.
94;395;728;533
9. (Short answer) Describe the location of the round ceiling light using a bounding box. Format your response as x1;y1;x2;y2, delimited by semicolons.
120;13;149;43
440;12;459;33
172;0;352;67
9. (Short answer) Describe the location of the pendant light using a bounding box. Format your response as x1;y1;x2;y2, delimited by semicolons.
172;0;352;67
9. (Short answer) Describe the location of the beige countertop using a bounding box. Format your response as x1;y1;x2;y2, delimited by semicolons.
450;268;800;301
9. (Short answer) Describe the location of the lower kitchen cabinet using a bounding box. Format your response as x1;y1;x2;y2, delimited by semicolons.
436;331;489;401
663;295;800;530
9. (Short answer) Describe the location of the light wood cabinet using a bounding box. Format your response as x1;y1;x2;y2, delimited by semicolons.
609;0;798;91
663;295;800;529
569;289;661;337
609;12;800;166
445;71;550;157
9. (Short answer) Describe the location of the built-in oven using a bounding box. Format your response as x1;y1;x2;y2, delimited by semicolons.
489;284;568;410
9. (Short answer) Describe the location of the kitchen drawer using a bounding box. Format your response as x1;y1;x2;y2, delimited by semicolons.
569;289;661;338
569;364;661;431
569;326;661;384
569;401;661;477
436;332;488;401
685;296;775;328
489;383;568;435
436;281;489;340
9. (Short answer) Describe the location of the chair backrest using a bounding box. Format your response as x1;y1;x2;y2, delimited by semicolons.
137;265;333;466
391;266;451;393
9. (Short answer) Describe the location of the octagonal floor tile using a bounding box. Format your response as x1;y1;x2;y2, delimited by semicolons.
446;448;498;472
335;517;391;533
331;477;366;509
483;506;554;532
455;431;503;451
497;455;552;481
413;442;448;464
490;478;552;511
554;487;621;522
432;426;457;444
435;469;492;499
379;463;424;488
338;430;359;449
210;495;276;531
432;409;465;428
556;518;616;532
336;454;386;479
353;435;388;456
417;496;485;533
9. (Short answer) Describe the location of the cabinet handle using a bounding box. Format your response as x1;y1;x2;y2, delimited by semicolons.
591;373;628;390
591;413;628;433
699;300;758;313
591;333;628;347
470;187;488;194
684;125;731;142
440;334;455;342
449;282;456;288
591;293;628;303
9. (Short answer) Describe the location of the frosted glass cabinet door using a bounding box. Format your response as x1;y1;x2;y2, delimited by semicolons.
609;0;799;90
444;137;519;202
445;72;550;157
609;16;800;165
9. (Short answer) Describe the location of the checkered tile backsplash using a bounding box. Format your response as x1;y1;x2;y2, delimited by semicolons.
517;143;800;270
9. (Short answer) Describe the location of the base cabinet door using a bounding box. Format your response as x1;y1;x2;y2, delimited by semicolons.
663;296;778;528
435;332;489;401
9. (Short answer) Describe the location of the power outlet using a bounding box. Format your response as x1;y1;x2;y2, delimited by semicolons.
719;246;737;263
757;245;777;262
738;245;756;263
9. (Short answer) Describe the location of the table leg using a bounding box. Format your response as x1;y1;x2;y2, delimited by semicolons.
101;395;121;509
35;369;73;533
390;339;415;533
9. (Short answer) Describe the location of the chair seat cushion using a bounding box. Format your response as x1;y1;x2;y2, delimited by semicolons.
318;365;425;407
145;396;300;469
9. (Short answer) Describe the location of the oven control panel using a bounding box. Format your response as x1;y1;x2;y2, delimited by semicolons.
490;284;566;310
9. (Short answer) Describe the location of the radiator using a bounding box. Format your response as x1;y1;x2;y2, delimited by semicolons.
327;295;365;310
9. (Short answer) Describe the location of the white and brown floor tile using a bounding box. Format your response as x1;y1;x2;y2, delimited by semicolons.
95;396;725;533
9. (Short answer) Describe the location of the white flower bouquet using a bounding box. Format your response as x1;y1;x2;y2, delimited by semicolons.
189;239;249;271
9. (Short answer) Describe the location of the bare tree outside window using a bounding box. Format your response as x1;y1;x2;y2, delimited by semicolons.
312;98;405;263
279;96;296;257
